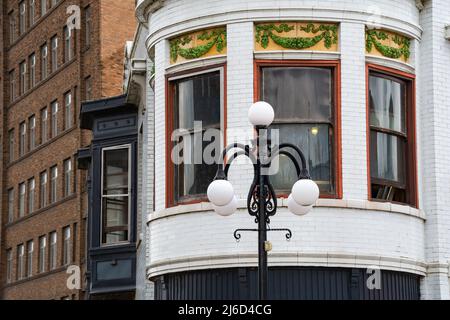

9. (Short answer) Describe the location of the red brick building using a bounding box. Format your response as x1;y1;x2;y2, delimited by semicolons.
0;0;136;300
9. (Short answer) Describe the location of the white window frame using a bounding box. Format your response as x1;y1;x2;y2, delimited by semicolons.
8;189;15;223
19;182;26;217
19;1;26;35
19;121;27;156
63;226;71;265
51;101;58;138
17;244;25;280
28;178;35;213
6;249;13;283
51;36;58;72
39;236;47;273
64;158;72;196
20;61;27;94
50;166;58;204
100;144;132;247
49;232;57;270
29;53;36;88
64;92;72;130
27;241;34;278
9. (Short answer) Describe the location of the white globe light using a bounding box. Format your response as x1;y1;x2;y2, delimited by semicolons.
248;101;275;127
213;196;238;217
207;180;235;206
291;179;320;206
288;195;313;216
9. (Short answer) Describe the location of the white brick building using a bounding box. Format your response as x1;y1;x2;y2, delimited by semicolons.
129;0;450;300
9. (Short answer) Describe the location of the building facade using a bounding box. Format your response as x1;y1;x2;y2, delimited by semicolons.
129;0;450;300
0;0;136;300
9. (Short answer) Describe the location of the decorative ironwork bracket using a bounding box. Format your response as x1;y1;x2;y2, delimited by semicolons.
234;228;293;242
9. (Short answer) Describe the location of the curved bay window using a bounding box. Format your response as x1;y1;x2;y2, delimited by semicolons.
167;67;224;207
368;67;417;206
258;61;340;197
101;145;131;245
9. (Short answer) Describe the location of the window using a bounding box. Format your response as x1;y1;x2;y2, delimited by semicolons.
28;178;35;213
168;70;223;206
29;115;36;150
39;236;46;273
27;241;34;278
51;36;58;72
40;171;48;208
85;6;92;48
8;129;15;163
29;53;36;88
41;107;48;143
20;61;27;94
49;232;57;270
9;11;16;44
41;0;47;16
9;70;16;103
259;63;339;196
19;1;26;35
64;159;73;196
101;146;131;245
85;76;92;100
8;189;15;223
20;61;28;94
17;244;25;280
29;0;35;25
368;69;416;206
19;182;26;217
19;122;27;156
64;26;74;63
51;101;58;138
41;44;48;80
6;249;13;284
50;166;58;204
64;91;72;129
63;226;71;265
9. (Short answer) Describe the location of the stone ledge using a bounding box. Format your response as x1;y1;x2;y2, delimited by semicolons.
148;198;425;223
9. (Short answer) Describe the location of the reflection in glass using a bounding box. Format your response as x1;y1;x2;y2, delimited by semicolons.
262;67;335;195
102;196;129;244
369;76;405;133
103;148;129;195
370;131;406;185
173;71;221;203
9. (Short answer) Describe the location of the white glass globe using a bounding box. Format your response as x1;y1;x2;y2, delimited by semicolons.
288;195;313;216
207;179;235;206
248;101;275;127
291;179;320;206
213;196;238;217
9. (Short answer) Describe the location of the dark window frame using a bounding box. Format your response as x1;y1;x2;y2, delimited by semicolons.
255;59;342;199
165;64;227;208
367;64;418;208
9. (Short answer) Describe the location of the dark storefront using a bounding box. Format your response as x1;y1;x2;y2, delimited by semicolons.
154;267;420;300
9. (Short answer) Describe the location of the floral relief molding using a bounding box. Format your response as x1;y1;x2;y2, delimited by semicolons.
169;28;227;64
255;23;339;51
366;29;411;62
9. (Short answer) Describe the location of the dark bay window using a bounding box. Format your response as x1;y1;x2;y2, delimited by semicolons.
168;69;223;206
369;70;416;206
102;146;131;245
260;63;338;196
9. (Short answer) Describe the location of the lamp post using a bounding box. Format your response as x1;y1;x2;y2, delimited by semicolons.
207;102;320;301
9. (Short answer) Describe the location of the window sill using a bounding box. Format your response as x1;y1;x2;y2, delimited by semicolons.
8;58;77;111
5;194;77;228
7;127;77;169
7;1;66;50
3;266;68;289
148;198;425;224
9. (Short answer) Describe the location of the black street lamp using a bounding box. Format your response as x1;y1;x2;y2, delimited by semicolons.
207;102;320;301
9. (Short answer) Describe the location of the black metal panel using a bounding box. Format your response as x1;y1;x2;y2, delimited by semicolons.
154;267;421;300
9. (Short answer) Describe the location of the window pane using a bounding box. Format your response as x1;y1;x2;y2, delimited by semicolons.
270;124;333;193
175;72;221;129
173;71;221;202
370;131;406;185
369;75;406;133
103;149;129;195
262;67;332;122
102;196;129;244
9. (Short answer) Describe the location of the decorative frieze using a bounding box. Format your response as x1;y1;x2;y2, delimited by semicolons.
254;22;339;52
169;27;227;64
366;28;411;62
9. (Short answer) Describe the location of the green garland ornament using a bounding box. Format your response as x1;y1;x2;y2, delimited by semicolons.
255;23;338;50
170;28;227;62
366;29;410;61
